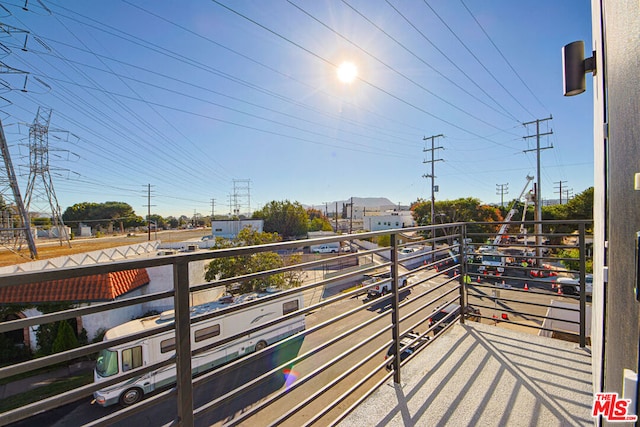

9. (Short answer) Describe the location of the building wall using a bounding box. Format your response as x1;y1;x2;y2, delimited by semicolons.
365;213;415;231
210;219;263;239
596;0;640;408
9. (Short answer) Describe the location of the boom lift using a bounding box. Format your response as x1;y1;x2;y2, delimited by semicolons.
493;175;534;246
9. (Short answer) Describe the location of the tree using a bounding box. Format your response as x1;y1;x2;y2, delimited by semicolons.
309;217;333;232
411;197;504;242
205;227;299;294
165;216;179;229
52;320;79;354
62;201;143;231
31;217;52;229
252;200;308;239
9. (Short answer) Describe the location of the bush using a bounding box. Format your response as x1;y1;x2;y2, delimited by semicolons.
52;320;79;354
0;334;31;365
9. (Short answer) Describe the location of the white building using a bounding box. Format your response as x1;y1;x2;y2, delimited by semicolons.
209;219;263;239
364;211;415;232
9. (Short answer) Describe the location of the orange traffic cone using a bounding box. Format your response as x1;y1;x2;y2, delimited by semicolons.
477;275;481;283
557;286;563;295
434;264;439;272
524;283;529;291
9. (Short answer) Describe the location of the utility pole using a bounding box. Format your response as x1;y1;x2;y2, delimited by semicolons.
554;181;568;204
335;202;338;232
496;183;509;207
423;134;444;249
210;198;215;219
349;197;353;234
523;116;553;264
143;184;156;241
564;188;574;202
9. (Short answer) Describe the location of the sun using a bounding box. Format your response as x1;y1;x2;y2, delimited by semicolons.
336;61;358;84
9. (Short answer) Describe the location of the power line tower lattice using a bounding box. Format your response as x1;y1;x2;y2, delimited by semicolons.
0;119;38;258
23;107;70;247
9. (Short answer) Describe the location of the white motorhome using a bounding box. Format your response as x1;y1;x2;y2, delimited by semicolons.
92;289;305;407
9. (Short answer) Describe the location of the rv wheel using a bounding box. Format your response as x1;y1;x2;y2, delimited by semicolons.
255;340;268;351
120;387;143;406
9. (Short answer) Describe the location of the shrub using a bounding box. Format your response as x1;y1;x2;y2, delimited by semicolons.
52;320;79;354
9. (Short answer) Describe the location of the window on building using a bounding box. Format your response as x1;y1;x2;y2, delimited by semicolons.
122;346;143;371
195;324;221;342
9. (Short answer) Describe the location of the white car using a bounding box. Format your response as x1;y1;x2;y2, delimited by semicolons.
555;274;593;296
313;245;338;254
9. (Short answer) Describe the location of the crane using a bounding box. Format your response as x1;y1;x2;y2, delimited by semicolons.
493;175;534;246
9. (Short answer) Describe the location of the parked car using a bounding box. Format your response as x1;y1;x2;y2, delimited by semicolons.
429;303;481;334
385;331;430;371
313;245;338;254
554;274;593;296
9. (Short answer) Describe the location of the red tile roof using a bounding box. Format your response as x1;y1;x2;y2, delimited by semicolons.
0;269;150;304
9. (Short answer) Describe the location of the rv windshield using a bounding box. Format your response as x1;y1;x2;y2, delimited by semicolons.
95;349;119;378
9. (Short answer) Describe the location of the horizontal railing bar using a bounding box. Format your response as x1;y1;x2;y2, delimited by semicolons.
262;330;391;426
470;303;581;325
0;289;175;333
194;301;391;421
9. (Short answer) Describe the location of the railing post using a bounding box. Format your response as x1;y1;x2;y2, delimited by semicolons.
578;222;587;348
390;232;402;384
459;224;467;325
174;259;194;426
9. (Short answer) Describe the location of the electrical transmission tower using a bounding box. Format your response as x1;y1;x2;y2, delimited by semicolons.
231;179;251;217
23;107;70;247
0;119;37;258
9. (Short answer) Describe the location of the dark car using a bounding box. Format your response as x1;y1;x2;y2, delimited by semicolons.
429;303;481;334
385;331;430;371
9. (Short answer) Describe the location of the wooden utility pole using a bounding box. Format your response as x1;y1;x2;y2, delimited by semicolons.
523;117;553;264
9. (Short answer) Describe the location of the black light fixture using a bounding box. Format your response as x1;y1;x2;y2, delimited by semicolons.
562;40;596;96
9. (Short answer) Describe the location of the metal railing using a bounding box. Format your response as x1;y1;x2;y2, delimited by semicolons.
0;220;591;426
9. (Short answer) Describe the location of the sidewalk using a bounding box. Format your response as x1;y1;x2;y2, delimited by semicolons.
0;360;94;400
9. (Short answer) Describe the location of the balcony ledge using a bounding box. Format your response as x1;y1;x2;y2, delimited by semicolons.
339;322;594;427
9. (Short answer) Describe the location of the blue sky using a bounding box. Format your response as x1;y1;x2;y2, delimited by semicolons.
0;1;593;218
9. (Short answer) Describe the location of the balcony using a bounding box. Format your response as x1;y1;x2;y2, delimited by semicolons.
0;220;593;426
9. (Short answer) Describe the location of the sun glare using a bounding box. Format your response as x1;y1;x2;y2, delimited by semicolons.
336;61;358;84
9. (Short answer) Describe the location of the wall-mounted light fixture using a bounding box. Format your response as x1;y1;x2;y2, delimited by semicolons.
562;40;596;96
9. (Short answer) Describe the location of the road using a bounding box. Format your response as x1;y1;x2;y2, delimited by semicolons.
9;262;586;426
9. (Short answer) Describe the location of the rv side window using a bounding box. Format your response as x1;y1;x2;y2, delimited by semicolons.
122;346;143;371
283;300;299;316
195;325;221;342
160;338;176;353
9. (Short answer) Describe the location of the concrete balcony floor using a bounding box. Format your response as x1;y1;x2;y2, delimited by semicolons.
339;322;594;427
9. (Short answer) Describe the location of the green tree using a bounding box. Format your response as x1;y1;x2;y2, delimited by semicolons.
31;217;52;229
205;227;297;294
252;200;308;238
309;217;333;232
34;303;75;356
52;320;79;354
165;216;179;229
411;197;504;241
62;201;143;230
